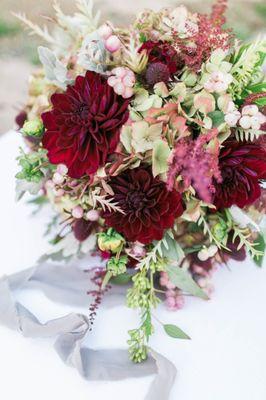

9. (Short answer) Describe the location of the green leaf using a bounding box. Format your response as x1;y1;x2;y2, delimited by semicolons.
164;324;190;340
253;234;266;267
139;32;147;43
162;235;185;262
101;270;113;289
245;82;266;94
166;264;209;300
152;140;171;177
111;273;132;285
208;110;225;127
254;97;266;107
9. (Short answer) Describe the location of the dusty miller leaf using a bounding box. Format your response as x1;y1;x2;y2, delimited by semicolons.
38;46;73;89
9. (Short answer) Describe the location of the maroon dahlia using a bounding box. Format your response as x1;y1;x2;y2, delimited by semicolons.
103;167;184;244
214;139;266;210
139;40;183;79
42;71;130;178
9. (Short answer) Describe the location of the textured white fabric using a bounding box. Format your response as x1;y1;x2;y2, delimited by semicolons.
0;131;266;400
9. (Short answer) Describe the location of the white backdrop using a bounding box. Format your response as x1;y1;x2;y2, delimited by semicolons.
0;131;266;400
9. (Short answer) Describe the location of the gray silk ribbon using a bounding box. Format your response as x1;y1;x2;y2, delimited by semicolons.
0;261;176;399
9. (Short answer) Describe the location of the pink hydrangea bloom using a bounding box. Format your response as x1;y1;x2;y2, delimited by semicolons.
108;67;135;99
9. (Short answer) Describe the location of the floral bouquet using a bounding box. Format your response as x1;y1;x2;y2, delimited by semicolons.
14;0;266;365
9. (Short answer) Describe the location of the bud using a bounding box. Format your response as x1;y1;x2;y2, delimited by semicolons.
52;172;65;185
98;229;124;253
105;35;121;53
22;119;44;138
198;247;210;262
72;206;84;219
56;164;68;176
86;210;100;222
107;255;128;276
212;220;228;241
98;23;113;40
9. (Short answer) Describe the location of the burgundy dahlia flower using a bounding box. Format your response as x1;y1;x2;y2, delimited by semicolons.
42;71;130;178
139;40;183;78
103;167;184;244
214;139;266;210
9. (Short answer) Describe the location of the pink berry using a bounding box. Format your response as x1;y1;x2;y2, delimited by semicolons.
72;206;84;219
165;289;175;298
46;179;55;189
160;276;169;287
56;164;68;176
86;210;100;221
175;295;185;309
166;296;176;309
54;188;65;197
166;280;176;290
98;24;113;40
105;35;121;53
53;172;64;185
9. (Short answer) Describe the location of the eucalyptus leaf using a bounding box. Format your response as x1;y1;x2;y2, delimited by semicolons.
164;324;190;340
152;140;171;177
166;264;209;300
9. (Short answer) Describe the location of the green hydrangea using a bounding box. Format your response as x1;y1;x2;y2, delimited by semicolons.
107;255;128;276
16;149;47;183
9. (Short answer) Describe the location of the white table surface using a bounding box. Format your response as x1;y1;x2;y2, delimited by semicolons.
0;130;266;400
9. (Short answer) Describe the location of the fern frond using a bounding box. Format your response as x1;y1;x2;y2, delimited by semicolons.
229;39;266;100
12;12;56;45
197;214;227;249
75;0;100;30
136;230;182;270
91;194;125;214
232;226;264;260
137;239;165;270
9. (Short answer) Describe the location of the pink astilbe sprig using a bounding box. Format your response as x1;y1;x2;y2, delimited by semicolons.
174;0;231;71
211;0;228;26
167;129;222;203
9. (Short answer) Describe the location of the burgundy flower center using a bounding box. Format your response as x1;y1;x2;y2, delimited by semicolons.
126;191;147;211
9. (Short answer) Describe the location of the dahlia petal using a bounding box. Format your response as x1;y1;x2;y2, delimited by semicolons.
41;112;57;130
